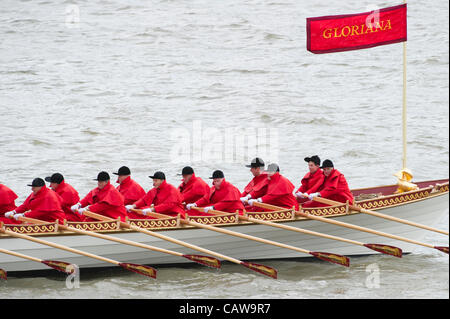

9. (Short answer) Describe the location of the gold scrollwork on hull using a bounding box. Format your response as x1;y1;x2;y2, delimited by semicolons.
357;189;431;210
4;223;58;234
436;183;449;193
188;214;238;225
246;210;294;221
67;221;120;232
128;218;179;229
303;204;348;217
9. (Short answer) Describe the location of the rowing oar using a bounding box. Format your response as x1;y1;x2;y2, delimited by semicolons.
181;207;351;267
314;197;449;236
17;216;220;270
0;224;157;279
87;210;277;279
252;201;449;255
240;202;402;258
0;247;74;275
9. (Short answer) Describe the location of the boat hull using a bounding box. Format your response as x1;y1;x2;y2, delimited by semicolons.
1;185;448;273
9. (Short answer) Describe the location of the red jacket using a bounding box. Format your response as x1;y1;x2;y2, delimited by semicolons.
134;181;185;218
117;176;146;205
15;186;65;223
0;184;18;215
297;169;325;195
52;181;82;222
261;173;299;210
178;174;210;204
318;169;354;204
196;180;244;213
241;173;269;199
80;182;127;221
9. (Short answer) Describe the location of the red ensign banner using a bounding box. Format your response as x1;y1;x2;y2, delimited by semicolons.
307;4;407;54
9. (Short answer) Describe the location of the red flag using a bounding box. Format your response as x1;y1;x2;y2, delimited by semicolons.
307;4;407;54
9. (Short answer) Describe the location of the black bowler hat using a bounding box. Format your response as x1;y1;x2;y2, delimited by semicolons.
45;173;64;184
149;171;166;180
94;171;110;181
304;155;321;166
178;166;194;176
245;157;265;168
28;178;45;187
320;159;334;169
113;166;131;176
209;170;224;179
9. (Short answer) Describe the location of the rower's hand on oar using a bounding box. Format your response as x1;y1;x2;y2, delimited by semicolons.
240;194;252;204
308;192;321;200
125;204;135;212
186;203;197;210
13;213;24;221
141;207;154;215
4;210;16;218
204;206;214;213
77;206;89;215
295;192;307;199
248;198;262;206
71;203;81;212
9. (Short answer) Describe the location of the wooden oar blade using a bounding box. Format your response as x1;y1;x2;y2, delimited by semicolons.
119;263;157;279
182;254;221;269
364;244;403;258
310;251;350;267
434;246;449;254
41;260;75;274
240;261;277;279
0;269;6;281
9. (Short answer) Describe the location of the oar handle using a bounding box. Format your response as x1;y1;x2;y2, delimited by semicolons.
86;210;242;265
238;214;363;247
255;201;443;251
190;206;229;216
251;201;284;211
0;248;42;263
0;228;121;266
313;197;449;236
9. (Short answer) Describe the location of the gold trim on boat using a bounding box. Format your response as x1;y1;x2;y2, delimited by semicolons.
127;217;179;230
0;182;447;236
246;209;294;221
357;187;433;210
3;222;59;235
303;203;348;217
187;213;238;225
66;220;120;232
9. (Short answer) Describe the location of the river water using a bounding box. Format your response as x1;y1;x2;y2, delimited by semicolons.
0;0;448;299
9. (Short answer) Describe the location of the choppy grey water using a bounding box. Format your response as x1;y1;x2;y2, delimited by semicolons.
0;0;448;299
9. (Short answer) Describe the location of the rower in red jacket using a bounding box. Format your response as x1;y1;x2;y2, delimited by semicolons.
114;166;146;205
303;159;354;208
0;184;20;224
113;166;146;219
247;163;299;210
239;158;269;212
177;166;210;204
45;173;82;222
186;170;244;214
71;171;128;222
127;171;186;219
4;178;65;224
295;155;325;204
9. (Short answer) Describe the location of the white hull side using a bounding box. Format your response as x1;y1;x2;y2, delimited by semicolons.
0;193;448;272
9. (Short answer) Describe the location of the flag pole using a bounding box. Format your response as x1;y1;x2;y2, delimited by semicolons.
402;0;407;169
